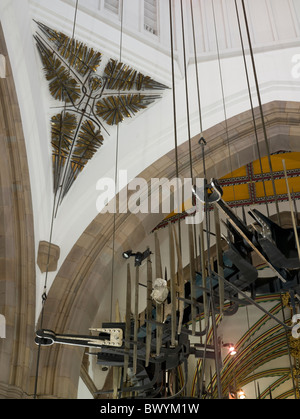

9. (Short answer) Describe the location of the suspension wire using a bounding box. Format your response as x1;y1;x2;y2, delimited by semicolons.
190;0;206;275
190;0;222;397
180;0;193;184
197;299;212;398
33;0;80;399
245;305;258;399
210;0;234;398
169;0;182;251
211;0;237;210
190;0;203;136
240;0;281;225
180;0;200;274
110;0;124;323
33;195;57;399
234;0;270;217
190;0;209;283
71;0;79;40
54;0;80;216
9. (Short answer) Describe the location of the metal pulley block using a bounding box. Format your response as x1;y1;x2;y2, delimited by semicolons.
192;178;223;204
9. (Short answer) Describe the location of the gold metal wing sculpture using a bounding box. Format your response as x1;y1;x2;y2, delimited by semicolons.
34;21;168;203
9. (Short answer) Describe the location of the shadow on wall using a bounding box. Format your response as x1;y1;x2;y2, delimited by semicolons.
0;314;6;338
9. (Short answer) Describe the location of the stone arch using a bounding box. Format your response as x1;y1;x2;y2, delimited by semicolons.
0;25;36;399
32;100;300;398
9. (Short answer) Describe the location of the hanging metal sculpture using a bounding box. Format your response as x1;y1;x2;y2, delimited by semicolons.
34;21;168;203
35;176;300;398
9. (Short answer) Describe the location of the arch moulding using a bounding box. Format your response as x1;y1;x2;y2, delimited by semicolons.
0;24;36;399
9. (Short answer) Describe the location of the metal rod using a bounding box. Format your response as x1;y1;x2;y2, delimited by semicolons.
234;0;270;216
211;0;236;207
168;0;182;253
214;205;224;314
282;159;300;260
240;0;281;225
216;200;287;283
133;265;139;375
188;224;197;335
190;0;203;135
154;232;163;356
123;264;131;383
169;222;177;346
214;271;292;331
145;251;152;367
210;283;223;399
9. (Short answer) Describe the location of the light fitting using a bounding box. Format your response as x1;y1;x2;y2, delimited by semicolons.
122;248;152;266
223;343;237;356
122;250;133;259
237;389;246;399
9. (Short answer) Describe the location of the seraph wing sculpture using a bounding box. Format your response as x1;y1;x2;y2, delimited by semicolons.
34;21;168;203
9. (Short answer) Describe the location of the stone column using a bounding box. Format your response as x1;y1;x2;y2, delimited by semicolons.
0;24;36;399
